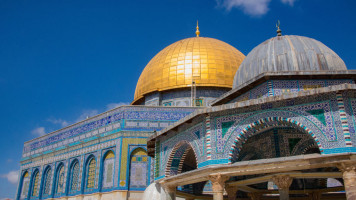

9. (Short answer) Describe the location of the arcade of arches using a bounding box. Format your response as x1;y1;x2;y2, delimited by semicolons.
161;124;356;200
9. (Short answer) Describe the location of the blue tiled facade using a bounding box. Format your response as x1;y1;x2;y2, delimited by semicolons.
16;106;199;200
154;80;356;180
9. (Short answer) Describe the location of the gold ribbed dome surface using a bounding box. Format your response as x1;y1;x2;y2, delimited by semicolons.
133;37;245;104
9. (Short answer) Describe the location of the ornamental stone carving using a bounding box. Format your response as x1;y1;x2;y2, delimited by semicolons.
209;174;229;192
272;175;293;190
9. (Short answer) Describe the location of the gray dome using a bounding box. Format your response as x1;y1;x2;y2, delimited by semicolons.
233;35;347;88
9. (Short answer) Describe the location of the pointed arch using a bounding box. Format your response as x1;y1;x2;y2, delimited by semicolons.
100;150;115;190
84;155;97;190
40;165;52;197
30;169;40;198
228;117;322;164
67;159;80;194
165;140;198;177
53;163;65;196
17;171;30;200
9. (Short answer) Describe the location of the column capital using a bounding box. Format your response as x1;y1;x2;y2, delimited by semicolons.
337;162;356;173
272;175;293;190
209;174;229;192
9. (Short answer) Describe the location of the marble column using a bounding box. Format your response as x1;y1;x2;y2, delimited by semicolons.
338;162;356;200
272;175;293;200
209;174;229;200
162;184;176;200
247;193;261;200
225;185;238;200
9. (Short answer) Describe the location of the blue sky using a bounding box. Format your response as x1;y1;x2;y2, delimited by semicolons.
0;0;355;198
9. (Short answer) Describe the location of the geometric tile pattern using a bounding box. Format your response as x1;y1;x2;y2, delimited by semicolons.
70;162;80;193
42;168;52;195
20;172;29;200
102;151;115;189
86;158;96;189
336;92;353;147
129;148;148;189
55;165;65;194
230;79;354;104
31;171;39;197
227;117;322;163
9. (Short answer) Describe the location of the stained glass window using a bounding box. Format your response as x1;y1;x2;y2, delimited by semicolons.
70;162;80;191
31;171;39;197
86;158;96;188
56;166;65;194
43;168;52;195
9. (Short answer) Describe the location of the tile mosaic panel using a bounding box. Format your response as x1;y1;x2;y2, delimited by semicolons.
159;122;205;177
23;106;196;157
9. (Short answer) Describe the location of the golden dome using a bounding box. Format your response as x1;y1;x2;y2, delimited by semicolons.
132;37;245;104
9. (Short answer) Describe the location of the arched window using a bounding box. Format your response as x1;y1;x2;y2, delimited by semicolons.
19;172;30;200
55;164;65;194
101;151;115;189
42;167;52;196
86;158;96;189
129;148;149;189
31;170;40;197
69;161;80;193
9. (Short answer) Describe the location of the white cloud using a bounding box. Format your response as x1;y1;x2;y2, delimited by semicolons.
281;0;296;6
218;0;271;16
47;118;69;127
106;102;129;111
217;0;297;16
75;109;99;122
31;127;46;136
1;171;19;184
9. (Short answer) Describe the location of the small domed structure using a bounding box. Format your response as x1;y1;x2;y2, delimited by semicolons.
133;36;245;105
233;35;346;88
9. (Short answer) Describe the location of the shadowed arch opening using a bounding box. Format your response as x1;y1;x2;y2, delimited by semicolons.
228;117;327;199
166;141;205;194
228;117;322;164
165;141;198;177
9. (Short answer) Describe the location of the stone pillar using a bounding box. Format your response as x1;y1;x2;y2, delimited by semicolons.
209;174;229;200
247;193;261;200
162;184;176;200
225;185;238;200
272;175;293;200
338;163;356;200
308;191;321;200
